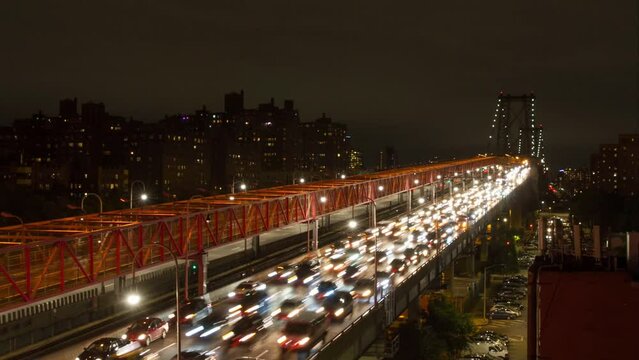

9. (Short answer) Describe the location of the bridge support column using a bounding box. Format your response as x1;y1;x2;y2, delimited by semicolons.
197;252;208;296
251;235;260;257
370;202;377;228
407;296;421;328
313;219;319;251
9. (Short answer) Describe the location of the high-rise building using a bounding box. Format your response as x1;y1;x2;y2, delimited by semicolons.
590;134;639;196
300;113;350;179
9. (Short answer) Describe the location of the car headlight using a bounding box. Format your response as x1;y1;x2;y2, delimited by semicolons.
184;313;195;320
222;331;235;341
121;334;127;340
168;313;175;319
362;289;372;297
137;334;146;340
334;308;344;317
277;335;287;344
298;337;310;346
75;357;80;360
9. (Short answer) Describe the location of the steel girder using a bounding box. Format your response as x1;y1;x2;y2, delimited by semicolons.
0;156;513;310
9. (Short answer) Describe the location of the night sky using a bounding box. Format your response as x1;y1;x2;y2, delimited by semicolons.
1;1;637;169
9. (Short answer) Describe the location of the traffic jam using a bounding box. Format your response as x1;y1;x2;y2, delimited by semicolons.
75;165;530;360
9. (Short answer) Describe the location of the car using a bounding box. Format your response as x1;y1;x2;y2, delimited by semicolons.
403;248;419;264
499;285;526;296
185;308;230;338
169;298;212;324
351;278;375;301
267;264;298;284
468;342;509;359
392;240;407;254
322;291;354;321
325;253;349;272
170;350;217;360
77;337;142;360
311;281;338;299
388;258;408;274
338;264;367;283
414;244;429;257
496;291;524;300
492;299;524;311
122;317;169;346
294;265;320;286
277;311;329;352
474;330;509;346
238;290;269;315
487;308;519;320
272;298;305;319
229;281;267;299
375;271;394;288
297;258;321;272
489;304;520;317
221;313;271;347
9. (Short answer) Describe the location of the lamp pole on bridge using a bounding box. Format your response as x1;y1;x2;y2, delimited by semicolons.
126;242;182;360
81;192;103;214
130;180;148;209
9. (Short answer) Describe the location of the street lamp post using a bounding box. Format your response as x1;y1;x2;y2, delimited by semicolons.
483;263;504;319
127;243;182;359
130;180;147;209
361;196;380;306
81;193;103;213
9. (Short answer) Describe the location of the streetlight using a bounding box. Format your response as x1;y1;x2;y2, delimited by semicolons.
184;195;205;300
483;263;504;319
340;174;346;179
319;196;327;204
127;243;182;359
239;183;247;191
418;197;425;205
130;180;147;209
81;193;103;213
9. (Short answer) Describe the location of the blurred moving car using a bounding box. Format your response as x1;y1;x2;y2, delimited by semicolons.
272;298;305;319
169;298;212;324
170;350;217;360
221;313;271;347
228;281;267;299
277;311;328;352
322;291;354;321
122;317;168;346
310;281;338;300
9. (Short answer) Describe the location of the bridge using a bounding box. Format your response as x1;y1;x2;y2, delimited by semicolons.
0;155;531;359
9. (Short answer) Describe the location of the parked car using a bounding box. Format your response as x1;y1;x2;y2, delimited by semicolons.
467;341;509;359
492;301;523;311
487;308;519;320
122;317;169;346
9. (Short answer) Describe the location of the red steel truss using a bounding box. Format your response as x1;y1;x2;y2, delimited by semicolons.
0;156;512;310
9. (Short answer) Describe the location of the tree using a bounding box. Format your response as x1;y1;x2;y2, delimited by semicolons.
420;295;474;359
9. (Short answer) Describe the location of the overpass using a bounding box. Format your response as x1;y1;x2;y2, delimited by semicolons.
0;156;521;357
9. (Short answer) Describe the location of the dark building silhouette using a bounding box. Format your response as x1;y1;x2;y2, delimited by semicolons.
590;134;639;196
0;92;364;217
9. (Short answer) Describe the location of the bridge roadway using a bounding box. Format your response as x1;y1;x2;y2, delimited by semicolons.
29;164;531;360
0;156;507;312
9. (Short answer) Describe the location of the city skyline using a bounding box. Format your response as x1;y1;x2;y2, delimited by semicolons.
2;1;637;169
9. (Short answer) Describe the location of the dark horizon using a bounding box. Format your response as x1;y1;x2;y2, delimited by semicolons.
2;1;638;169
